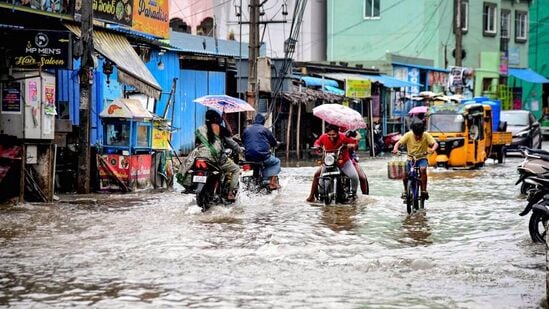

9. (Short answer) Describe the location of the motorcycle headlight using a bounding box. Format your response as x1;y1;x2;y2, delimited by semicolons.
324;154;336;166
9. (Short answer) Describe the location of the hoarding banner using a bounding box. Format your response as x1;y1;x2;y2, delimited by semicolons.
132;0;169;38
75;0;133;26
345;79;371;98
5;29;72;69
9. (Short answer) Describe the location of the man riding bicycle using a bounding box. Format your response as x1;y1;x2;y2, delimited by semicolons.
392;119;438;200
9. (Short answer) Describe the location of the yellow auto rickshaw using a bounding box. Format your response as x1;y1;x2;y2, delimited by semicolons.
427;103;495;168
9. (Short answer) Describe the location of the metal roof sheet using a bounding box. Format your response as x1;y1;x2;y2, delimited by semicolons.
168;30;264;58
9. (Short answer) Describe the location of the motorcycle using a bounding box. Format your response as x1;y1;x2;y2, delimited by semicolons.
239;160;276;194
515;146;549;243
373;123;401;155
180;149;237;212
516;147;549;195
313;145;354;205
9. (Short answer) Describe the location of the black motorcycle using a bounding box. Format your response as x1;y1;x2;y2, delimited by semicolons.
313;145;354;205
181;150;236;212
516;147;549;243
518;176;549;243
239;160;275;194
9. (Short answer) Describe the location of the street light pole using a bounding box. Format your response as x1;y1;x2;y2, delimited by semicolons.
77;0;93;193
246;0;260;122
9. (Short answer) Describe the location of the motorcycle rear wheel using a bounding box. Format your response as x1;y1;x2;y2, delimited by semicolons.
528;212;548;243
196;187;210;212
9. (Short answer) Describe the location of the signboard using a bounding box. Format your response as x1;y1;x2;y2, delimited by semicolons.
1;83;22;114
152;127;169;150
500;51;509;75
132;0;169;38
5;30;72;69
75;0;133;26
345;79;371;98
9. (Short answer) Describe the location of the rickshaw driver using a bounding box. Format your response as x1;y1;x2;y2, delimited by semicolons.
392;120;438;200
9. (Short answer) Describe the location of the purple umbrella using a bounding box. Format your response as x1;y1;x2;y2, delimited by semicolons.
193;95;255;113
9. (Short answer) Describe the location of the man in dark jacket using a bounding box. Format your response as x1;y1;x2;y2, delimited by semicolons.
242;113;281;190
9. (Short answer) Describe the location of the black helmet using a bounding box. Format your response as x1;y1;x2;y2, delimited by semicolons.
411;119;425;136
205;110;222;124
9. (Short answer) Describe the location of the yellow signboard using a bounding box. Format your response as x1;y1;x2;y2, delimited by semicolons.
345;79;371;98
152;127;170;150
132;0;169;39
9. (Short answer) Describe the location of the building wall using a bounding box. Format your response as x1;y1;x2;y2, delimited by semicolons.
327;0;446;66
327;0;531;71
169;0;325;61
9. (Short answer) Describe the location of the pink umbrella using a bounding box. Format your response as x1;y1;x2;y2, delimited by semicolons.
193;95;255;113
312;104;366;130
408;106;429;116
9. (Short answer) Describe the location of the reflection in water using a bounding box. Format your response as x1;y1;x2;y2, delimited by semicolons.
399;212;432;246
0;155;545;307
319;205;358;232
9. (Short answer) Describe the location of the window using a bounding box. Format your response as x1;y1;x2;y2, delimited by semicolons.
501;9;510;39
483;2;497;36
364;0;380;19
106;123;130;146
515;11;528;42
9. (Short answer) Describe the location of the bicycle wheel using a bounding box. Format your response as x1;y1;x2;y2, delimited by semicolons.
412;180;420;212
406;180;414;214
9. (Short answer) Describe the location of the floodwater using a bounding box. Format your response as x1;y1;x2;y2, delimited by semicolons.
0;153;545;308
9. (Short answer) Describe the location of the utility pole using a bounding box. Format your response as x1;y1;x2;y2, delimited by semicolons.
455;0;463;67
246;0;260;122
77;0;93;193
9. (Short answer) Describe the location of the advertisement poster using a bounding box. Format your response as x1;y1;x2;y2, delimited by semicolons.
44;85;57;115
132;0;169;38
1;83;22;114
28;80;38;104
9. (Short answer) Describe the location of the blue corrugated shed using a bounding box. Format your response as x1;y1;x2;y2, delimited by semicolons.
175;70;226;154
169;30;265;58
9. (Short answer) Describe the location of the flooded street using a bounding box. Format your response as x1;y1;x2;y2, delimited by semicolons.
0;153;545;308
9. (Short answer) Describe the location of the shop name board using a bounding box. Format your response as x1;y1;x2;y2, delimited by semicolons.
132;0;169;38
345;79;371;98
76;0;133;26
7;30;71;69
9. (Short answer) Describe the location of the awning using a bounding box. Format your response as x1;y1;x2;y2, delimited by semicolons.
321;73;422;88
65;24;162;99
508;68;549;84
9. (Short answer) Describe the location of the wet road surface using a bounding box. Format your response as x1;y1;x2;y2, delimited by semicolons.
0;153;545;308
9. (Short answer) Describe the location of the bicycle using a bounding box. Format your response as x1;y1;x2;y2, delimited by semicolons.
399;152;429;214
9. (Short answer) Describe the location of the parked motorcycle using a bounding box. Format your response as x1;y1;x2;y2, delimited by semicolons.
516;146;549;243
312;145;354;205
516;147;549;194
181;149;237;212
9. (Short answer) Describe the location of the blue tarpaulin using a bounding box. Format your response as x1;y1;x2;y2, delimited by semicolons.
508;68;549;84
362;74;423;88
300;76;339;88
324;85;345;95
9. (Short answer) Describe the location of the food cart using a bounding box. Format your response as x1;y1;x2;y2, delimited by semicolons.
97;98;153;191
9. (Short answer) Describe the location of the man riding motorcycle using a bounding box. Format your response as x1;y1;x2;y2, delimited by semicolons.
179;110;241;201
306;124;359;202
242;113;281;190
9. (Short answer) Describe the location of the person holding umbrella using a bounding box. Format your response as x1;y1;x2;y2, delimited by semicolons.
180;110;241;201
306;124;359;202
